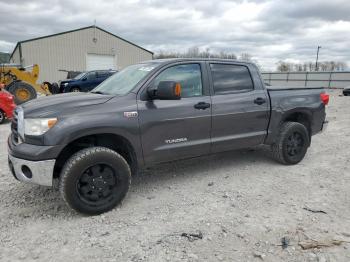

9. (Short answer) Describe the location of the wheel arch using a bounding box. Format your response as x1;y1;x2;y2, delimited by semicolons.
281;111;312;139
69;85;80;92
265;109;313;145
53;133;138;178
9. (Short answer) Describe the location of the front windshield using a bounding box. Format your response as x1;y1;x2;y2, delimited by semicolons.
73;72;86;80
92;63;158;95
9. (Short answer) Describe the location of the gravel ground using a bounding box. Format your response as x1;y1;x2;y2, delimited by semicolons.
0;90;349;262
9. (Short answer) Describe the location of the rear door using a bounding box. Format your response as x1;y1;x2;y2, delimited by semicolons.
137;62;212;164
96;71;109;85
208;62;270;153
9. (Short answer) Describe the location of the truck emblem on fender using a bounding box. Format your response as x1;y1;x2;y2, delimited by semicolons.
165;138;188;144
124;111;138;118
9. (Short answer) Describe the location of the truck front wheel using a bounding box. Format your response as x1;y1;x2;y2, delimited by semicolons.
59;147;131;215
271;121;310;165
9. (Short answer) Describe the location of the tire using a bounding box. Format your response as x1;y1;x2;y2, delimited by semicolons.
59;147;131;215
9;81;37;104
51;82;60;94
4;81;15;91
0;110;5;124
70;86;80;92
271;122;310;165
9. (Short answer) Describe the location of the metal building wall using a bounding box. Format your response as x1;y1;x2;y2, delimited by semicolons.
11;27;152;82
10;48;20;65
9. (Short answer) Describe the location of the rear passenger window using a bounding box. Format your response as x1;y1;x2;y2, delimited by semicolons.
97;71;108;78
153;64;203;98
86;72;96;80
210;64;254;94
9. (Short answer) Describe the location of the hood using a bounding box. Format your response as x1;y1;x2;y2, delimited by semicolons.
22;92;114;118
60;79;76;84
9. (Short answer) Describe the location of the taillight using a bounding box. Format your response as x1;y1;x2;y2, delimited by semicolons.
320;93;329;105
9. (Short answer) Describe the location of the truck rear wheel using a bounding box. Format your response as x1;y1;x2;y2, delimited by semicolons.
59;147;131;215
9;81;37;104
271;121;310;165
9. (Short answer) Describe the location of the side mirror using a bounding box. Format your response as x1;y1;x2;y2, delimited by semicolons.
148;81;181;100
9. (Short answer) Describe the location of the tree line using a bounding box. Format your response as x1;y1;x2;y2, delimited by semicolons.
154;47;261;69
276;60;347;72
154;47;238;60
154;47;347;72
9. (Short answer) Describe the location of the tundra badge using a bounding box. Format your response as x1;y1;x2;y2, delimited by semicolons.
165;138;188;144
124;111;138;118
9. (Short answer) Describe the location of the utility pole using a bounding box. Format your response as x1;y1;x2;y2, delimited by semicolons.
315;46;321;71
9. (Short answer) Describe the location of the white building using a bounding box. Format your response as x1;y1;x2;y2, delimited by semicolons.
10;26;153;82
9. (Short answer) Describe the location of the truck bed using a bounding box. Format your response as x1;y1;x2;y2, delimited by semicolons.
264;86;326;144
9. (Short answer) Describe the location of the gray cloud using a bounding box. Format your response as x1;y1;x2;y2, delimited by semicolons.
0;0;349;70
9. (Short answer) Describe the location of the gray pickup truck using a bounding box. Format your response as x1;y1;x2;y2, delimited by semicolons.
8;59;329;214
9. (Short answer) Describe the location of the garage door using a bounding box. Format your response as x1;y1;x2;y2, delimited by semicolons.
86;54;116;71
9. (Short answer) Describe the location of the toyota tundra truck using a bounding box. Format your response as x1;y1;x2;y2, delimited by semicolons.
7;59;329;215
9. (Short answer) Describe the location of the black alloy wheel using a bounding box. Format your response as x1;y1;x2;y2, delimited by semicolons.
286;131;305;157
77;163;118;206
271;121;310;165
59;147;131;215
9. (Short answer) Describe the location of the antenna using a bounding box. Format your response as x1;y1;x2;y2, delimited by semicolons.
315;46;321;71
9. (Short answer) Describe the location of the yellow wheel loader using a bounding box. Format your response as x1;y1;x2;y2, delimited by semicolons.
0;64;51;104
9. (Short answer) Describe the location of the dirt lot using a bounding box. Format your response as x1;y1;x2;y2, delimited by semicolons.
0;90;349;262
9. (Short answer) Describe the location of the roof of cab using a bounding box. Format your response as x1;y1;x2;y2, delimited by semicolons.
142;58;255;66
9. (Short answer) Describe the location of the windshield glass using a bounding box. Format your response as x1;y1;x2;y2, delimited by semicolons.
73;72;86;80
92;63;158;95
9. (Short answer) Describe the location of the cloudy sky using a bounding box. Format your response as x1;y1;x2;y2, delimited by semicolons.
0;0;349;70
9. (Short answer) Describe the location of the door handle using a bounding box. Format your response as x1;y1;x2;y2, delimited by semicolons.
194;102;211;110
254;97;266;105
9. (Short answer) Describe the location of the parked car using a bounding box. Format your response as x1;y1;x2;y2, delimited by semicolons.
59;70;116;93
0;85;16;124
8;59;329;215
343;86;350;96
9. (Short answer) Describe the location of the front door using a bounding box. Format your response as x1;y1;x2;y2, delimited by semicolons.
137;63;212;164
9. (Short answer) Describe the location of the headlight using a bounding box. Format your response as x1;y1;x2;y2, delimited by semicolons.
63;83;69;86
17;107;24;139
24;118;57;136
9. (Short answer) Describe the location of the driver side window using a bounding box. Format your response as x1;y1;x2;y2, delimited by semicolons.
86;72;96;81
153;64;203;98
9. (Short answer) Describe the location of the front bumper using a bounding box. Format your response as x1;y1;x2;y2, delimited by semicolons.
8;154;55;186
8;134;65;161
